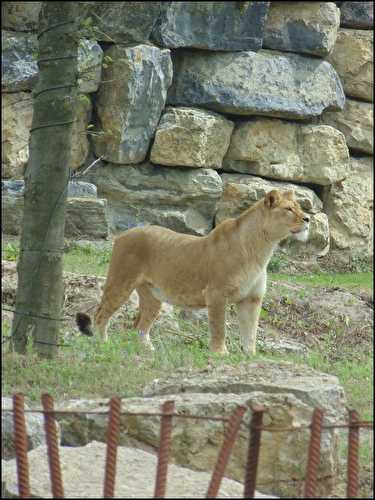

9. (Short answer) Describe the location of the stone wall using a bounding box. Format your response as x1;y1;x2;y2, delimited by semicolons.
1;1;373;256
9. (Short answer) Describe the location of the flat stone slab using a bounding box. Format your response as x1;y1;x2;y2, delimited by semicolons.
2;441;275;498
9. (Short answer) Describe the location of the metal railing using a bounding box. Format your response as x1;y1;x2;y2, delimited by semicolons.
4;393;373;498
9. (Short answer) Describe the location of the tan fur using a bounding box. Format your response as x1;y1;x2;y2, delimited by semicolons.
85;190;310;355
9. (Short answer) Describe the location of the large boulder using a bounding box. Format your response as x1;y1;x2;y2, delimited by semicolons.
79;2;162;44
168;49;345;119
81;162;223;236
327;29;373;102
321;98;373;155
340;1;373;28
1;180;110;239
1;441;273;498
215;174;329;256
223;120;349;185
2;1;41;31
52;362;346;497
263;2;340;56
151;1;269;51
323;156;373;252
1;92;33;178
92;45;173;164
150;107;234;168
2;32;103;93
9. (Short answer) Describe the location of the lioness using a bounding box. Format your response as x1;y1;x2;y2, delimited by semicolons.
76;189;310;355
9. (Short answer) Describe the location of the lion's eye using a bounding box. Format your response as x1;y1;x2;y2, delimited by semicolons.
286;207;293;212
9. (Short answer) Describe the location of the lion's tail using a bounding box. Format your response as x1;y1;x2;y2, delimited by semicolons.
76;312;94;337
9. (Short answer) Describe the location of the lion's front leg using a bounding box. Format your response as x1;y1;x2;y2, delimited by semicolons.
207;295;228;355
237;295;263;356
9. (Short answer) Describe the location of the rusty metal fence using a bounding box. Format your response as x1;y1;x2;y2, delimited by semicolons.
5;393;374;498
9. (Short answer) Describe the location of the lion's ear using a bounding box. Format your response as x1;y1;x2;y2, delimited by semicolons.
283;190;294;201
264;190;281;208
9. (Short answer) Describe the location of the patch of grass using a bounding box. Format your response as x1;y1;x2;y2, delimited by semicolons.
3;243;20;261
63;244;111;276
270;271;373;293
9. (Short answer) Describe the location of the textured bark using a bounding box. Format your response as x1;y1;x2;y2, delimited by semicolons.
11;2;79;356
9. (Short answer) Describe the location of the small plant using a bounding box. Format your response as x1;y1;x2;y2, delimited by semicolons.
349;252;372;273
4;243;19;261
268;253;288;272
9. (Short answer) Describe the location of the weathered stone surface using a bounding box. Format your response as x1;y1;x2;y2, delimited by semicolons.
152;1;269;51
2;441;274;498
264;2;340;56
323;156;373;252
2;1;41;31
1;30;38;92
1;92;33;178
150;107;234;168
1;181;110;239
340;1;373;28
327;29;373;102
92;45;173;164
2;397;60;460
321;98;373;155
51;362;346;497
82;162;223;236
79;2;162;44
215;174;328;256
2;32;103;93
76;39;103;94
168;49;345;119
224;120;349;185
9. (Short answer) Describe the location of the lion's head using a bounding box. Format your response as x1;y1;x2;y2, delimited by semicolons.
263;189;310;242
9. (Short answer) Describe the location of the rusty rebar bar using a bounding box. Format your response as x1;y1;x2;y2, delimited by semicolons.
206;405;247;498
103;397;122;498
244;408;264;498
154;400;175;498
13;393;31;498
304;407;324;498
42;393;64;498
347;409;360;498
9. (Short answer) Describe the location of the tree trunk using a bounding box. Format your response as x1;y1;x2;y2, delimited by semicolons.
11;2;79;357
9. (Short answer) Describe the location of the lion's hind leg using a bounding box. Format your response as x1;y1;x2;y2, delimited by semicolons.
135;284;162;351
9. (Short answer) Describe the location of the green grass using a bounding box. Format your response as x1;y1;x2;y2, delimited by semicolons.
63;244;111;276
270;271;373;293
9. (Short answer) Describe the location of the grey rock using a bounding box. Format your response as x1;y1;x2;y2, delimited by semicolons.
152;1;269;51
1;441;275;498
92;44;173;164
168;49;345;119
76;39;103;94
1;181;110;240
2;32;103;93
340;1;373;28
2;1;41;32
264;2;340;56
79;2;162;44
1;31;38;92
82;162;223;236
